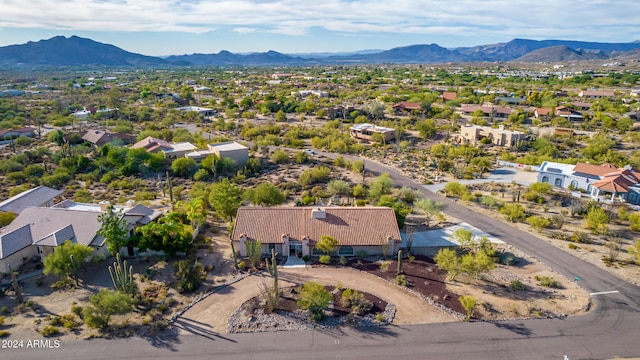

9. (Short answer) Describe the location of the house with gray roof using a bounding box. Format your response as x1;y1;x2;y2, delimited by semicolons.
0;186;63;215
0;200;162;273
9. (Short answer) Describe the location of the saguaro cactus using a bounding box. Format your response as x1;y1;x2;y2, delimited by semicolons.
109;253;135;296
397;249;403;275
9;265;23;304
266;248;279;299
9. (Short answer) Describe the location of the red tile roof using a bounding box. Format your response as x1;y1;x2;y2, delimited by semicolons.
592;169;640;193
442;92;457;101
392;101;421;110
232;206;401;246
572;163;618;177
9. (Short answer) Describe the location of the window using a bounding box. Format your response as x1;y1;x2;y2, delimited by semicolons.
312;247;323;256
542;176;549;183
338;246;354;256
629;192;638;203
554;178;562;187
570;180;578;189
268;243;276;252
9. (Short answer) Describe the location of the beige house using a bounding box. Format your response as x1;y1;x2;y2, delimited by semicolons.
349;123;395;143
459;124;526;148
232;207;401;259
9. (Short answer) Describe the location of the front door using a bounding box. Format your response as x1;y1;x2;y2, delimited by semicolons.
289;241;302;257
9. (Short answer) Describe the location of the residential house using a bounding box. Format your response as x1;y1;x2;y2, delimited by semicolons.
442;92;457;102
175;106;217;118
495;96;526;105
81;130;136;147
534;108;553;119
0;200;162;273
554;106;584;121
293;90;329;98
231;207;402;258
461;105;511;118
130;136;197;160
536;161;577;188
0;186;63;216
0;127;37;143
392;101;421;115
205;141;249;166
349;123;396;143
572;102;592;110
458;124;526;148
538;162;640;204
327;106;355;119
578;90;615;99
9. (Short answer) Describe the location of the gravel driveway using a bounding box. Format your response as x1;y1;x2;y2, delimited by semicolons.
176;267;455;335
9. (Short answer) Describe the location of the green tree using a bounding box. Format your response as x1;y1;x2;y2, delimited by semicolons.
136;212;193;257
500;203;525;223
245;182;286;206
452;228;474;250
368;173;393;202
434;248;462;281
584;207;609;235
97;205;128;256
296;281;332;321
82;289;132;329
414;198;443;227
183;197;207;230
43;240;94;285
416;119;437;139
275;109;286;122
270;149;289;164
245;240;262;268
352;183;368;198
209;178;243;221
328;179;351;197
628;240;640;265
171;158;197;178
0;211;17;227
480;195;500;209
470;156;492;176
315;234;339;255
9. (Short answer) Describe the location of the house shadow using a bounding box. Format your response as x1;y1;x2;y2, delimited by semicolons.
172;317;237;343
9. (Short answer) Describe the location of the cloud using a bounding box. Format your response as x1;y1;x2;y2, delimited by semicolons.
0;0;638;42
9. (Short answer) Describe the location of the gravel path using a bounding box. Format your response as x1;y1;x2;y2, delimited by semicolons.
176;267;456;335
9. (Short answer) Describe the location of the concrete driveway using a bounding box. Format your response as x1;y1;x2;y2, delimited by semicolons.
423;167;537;192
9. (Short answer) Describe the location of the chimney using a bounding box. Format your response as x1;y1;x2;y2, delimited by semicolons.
311;208;326;219
99;200;110;212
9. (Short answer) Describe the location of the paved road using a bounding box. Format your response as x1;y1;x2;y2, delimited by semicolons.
10;152;640;359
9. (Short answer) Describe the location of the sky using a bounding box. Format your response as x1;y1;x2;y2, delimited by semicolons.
0;0;639;56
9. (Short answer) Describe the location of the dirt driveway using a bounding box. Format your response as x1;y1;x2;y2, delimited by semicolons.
176;267;455;335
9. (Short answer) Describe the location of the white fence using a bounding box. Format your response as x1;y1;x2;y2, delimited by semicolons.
497;160;540;172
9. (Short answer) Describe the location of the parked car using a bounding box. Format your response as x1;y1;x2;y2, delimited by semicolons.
303;149;316;155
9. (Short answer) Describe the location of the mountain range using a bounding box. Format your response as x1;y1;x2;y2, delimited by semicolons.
1;36;639;67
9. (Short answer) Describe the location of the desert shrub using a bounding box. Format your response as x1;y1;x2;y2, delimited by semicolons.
174;260;206;293
339;256;347;265
395;275;408;287
510;280;526;290
500;203;526;222
40;325;60;337
319;255;331;264
0;330;9;338
526;216;550;232
71;305;83;318
356;250;368;259
568;243;579;250
459;295;477;320
0;315;4;325
341;289;373;315
379;261;391;271
570;231;589;243
297;281;332;322
498;252;517;266
375;312;386;323
629;213;640;232
535;275;560;288
50;316;63;326
298;166;331;187
0;306;8;314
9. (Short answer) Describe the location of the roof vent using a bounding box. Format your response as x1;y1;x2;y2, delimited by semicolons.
99;200;110;212
311;208;326;219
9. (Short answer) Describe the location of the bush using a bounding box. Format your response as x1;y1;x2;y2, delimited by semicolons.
535;275;560;288
297;281;332;322
341;289;373;315
395;274;408;287
174;260;206;293
568;243;579;250
375;313;386;323
40;325;60;337
71;305;83;318
319;255;331;264
526;216;550;232
0;330;10;338
510;280;526;290
0;315;4;325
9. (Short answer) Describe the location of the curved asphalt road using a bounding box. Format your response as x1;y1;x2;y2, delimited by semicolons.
9;153;640;359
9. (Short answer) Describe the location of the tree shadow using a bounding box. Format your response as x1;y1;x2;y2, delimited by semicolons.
172;317;237;343
319;323;400;339
492;321;534;336
137;326;182;351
